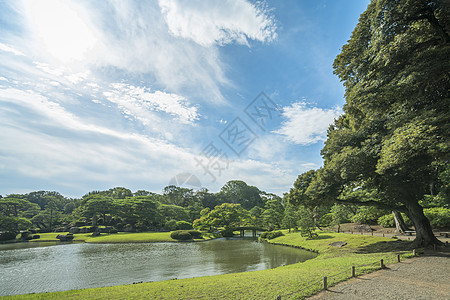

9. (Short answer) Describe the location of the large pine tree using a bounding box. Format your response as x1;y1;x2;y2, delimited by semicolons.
308;0;449;246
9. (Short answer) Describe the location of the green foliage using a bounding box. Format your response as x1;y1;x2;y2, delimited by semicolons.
193;203;250;231
187;230;202;239
170;230;192;240
164;219;177;231
423;207;450;228
259;231;284;239
219;180;264;210
351;206;388;225
330;204;351;227
0;216;32;233
0;231;17;241
175;220;192;230
261;199;284;229
281;204;298;231
297;207;317;238
285;170;318;207
319;213;333;227
305;0;450;246
377;214;395;228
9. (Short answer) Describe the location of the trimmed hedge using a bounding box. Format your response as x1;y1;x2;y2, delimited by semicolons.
0;231;17;241
424;207;450;228
260;231;284;239
170;230;193;240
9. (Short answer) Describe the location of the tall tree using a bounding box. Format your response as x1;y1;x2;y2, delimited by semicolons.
309;0;449;246
220;180;264;210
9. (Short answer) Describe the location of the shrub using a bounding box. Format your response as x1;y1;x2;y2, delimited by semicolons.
0;231;17;241
109;227;118;234
170;230;193;240
377;214;395;228
220;228;234;237
351;206;387;225
188;230;202;239
260;231;284;240
424;207;450;228
164;220;177;231
32;235;40;239
176;221;193;230
319;213;333;227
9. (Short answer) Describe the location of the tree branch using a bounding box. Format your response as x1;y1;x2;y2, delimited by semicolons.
335;199;408;213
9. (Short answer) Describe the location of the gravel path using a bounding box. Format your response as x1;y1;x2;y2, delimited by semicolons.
308;249;450;300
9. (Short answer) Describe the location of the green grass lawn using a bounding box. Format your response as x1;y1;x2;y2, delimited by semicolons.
29;231;219;243
5;231;416;299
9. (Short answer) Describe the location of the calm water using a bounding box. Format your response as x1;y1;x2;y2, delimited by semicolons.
0;238;317;296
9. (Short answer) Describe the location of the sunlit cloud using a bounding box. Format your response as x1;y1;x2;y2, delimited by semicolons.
0;42;26;56
275;102;342;145
103;83;200;125
158;0;277;47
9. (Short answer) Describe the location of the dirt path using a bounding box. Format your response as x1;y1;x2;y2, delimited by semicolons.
308;249;450;300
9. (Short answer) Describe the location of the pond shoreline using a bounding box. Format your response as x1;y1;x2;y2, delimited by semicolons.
2;231;417;299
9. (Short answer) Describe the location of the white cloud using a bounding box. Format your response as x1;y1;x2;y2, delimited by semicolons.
0;43;26;56
275;102;342;145
103;83;199;125
158;0;277;47
0;87;200;193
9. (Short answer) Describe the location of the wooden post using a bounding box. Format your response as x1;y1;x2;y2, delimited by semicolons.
380;259;384;269
397;254;400;262
351;231;353;235
351;266;356;277
323;276;327;290
371;231;373;236
382;233;385;237
413;249;416;256
361;231;363;235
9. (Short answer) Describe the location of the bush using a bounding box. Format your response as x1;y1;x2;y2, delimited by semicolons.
164;219;178;231
377;214;395;228
176;221;193;230
170;230;193;240
260;231;284;240
351;206;387;225
424;207;450;228
220;228;234;237
188;230;202;239
109;227;118;234
0;231;17;241
319;213;333;227
32;235;40;239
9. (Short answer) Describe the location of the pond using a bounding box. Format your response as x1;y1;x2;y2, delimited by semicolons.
0;238;317;296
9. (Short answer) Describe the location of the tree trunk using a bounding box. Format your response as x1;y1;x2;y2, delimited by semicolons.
405;201;442;247
392;211;410;233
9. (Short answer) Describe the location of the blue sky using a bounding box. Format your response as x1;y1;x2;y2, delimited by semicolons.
0;0;369;197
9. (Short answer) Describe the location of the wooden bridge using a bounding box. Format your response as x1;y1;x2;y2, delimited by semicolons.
234;226;267;237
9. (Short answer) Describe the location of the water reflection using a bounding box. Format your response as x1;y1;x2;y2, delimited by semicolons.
0;238;317;296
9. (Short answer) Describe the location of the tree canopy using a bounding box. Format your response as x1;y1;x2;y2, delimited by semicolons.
306;0;449;247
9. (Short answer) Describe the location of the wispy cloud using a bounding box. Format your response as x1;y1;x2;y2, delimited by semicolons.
158;0;277;47
275;102;342;145
0;42;26;56
103;83;199;125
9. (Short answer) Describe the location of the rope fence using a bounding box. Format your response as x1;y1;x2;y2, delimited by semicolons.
273;250;416;299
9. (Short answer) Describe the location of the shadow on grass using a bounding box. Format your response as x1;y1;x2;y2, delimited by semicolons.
313;234;335;240
355;239;414;253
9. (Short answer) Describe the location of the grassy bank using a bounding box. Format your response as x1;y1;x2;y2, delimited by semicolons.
30;231;220;243
3;231;416;299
